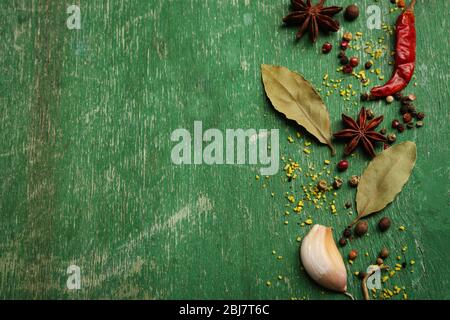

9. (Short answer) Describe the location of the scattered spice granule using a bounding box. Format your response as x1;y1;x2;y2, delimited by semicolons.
304;219;313;225
266;281;272;287
399;225;406;231
287;136;294;143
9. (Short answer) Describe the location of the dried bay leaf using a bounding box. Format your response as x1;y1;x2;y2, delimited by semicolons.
354;141;417;224
261;64;335;154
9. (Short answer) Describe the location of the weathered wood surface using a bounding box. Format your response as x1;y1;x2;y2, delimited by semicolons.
0;0;449;299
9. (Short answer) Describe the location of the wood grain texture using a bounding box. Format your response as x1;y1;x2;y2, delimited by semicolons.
0;0;449;299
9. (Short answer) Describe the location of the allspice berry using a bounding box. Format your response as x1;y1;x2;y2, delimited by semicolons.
333;178;344;189
349;175;360;188
354;220;368;237
349;249;358;260
378;217;391;232
380;248;389;259
317;180;328;191
344;4;360;21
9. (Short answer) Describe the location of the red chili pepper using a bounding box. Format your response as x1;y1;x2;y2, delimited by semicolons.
370;0;416;99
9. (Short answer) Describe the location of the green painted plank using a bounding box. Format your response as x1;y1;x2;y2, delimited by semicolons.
0;0;449;299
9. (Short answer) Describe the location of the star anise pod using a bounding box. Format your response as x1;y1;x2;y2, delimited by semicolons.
333;108;388;158
283;0;343;43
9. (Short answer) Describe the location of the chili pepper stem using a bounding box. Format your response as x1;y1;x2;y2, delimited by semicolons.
329;144;336;156
348;216;361;228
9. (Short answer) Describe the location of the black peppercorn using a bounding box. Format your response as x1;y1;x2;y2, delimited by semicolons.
361;93;369;101
344;4;359;21
340;56;349;65
354;220;368;237
344;202;352;209
378;217;391;232
416;112;425;120
364;61;373;69
407;104;416;113
339;238;347;247
400;104;409;115
366;108;375;120
394;92;403;100
343;227;352;238
338;50;346;59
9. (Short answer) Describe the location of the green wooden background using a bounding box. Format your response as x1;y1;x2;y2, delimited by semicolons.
0;0;449;299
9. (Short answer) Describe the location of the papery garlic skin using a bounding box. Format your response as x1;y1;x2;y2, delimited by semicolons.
300;224;347;292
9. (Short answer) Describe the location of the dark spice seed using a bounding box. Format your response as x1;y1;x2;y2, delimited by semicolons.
340;56;349;65
402;262;407;269
343;65;353;74
365;61;373;69
407;105;416;113
339;238;347;247
416;112;425;120
343;227;352;238
392;119;400;129
380;248;389;259
354;220;368;237
378;217;391;232
333;177;344;189
361;93;369;101
397;124;405;133
380;128;387;135
366;109;375;120
400;105;409;115
344;4;360;21
387;133;397;144
338;50;346;59
344;202;352;209
349;249;358;260
394;92;403;100
403;113;413;123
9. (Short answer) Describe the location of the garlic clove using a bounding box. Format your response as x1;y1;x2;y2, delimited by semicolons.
300;224;347;293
